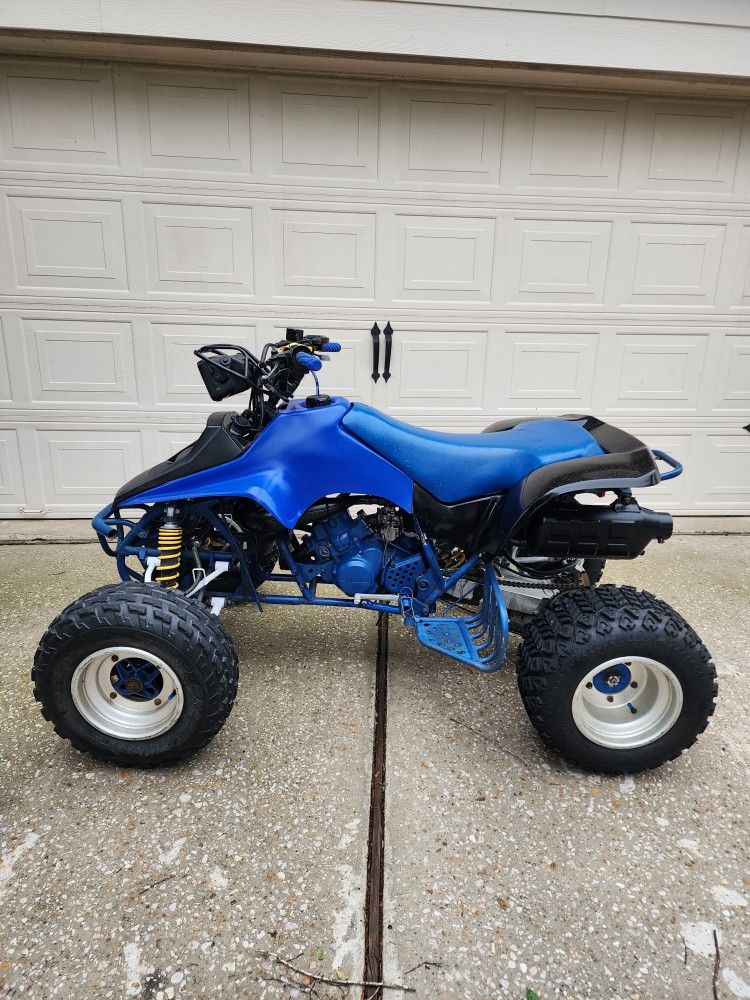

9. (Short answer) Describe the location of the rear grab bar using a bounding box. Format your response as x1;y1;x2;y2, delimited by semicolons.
651;450;683;481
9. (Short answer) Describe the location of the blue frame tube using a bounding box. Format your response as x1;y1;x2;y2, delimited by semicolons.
258;592;401;613
95;500;486;615
438;553;482;596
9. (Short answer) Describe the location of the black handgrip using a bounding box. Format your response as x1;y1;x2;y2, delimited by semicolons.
383;322;393;382
370;323;381;382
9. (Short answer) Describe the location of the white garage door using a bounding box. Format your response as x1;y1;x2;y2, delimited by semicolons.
0;57;749;517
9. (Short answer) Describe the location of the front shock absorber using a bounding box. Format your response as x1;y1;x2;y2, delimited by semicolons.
156;508;182;588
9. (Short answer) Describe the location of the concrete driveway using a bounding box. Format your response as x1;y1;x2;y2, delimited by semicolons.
0;534;748;999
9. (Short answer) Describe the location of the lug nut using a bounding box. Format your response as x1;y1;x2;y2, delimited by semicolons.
111;655;118;662
586;682;593;689
630;681;638;689
606;695;614;702
109;692;117;699
154;699;162;706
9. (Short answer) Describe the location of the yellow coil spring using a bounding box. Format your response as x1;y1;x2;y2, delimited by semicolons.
156;526;183;588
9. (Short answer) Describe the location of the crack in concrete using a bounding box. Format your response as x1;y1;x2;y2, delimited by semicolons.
363;612;389;1000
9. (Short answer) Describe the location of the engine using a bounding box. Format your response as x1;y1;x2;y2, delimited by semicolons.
299;508;432;598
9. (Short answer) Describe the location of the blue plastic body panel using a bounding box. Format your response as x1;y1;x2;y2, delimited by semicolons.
342;404;605;503
122;397;413;528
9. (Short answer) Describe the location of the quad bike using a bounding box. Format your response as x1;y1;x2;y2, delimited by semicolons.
33;330;717;773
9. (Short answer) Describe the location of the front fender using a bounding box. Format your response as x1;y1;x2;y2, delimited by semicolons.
119;397;414;528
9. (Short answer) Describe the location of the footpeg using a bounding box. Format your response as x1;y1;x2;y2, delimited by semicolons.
400;565;508;672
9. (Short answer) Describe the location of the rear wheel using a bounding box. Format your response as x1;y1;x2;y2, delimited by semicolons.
33;582;238;767
582;557;605;585
492;554;606;638
517;585;717;773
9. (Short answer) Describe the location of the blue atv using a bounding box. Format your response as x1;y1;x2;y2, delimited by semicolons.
33;330;717;772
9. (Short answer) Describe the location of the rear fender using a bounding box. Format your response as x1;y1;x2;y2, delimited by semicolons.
496;418;671;542
480;413;664;547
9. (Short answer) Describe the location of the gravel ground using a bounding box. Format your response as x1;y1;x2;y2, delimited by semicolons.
0;536;748;1000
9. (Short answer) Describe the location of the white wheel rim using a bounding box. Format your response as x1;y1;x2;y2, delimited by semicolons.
71;646;184;741
572;656;683;750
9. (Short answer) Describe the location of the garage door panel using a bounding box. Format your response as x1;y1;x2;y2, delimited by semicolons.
385;329;488;414
141;201;255;298
0;61;118;171
157;428;206;462
0;319;10;403
21;317;137;403
602;332;708;413
37;429;143;509
730;224;750;307
267;77;380;183
710;333;750;412
634;431;695;510
621;98;745;197
393;213;495;302
150;320;257;406
0;57;747;514
116;68;252;179
694;434;750;509
272;208;376;300
618;220;726;307
152;324;258;409
6;195;128;292
487;327;599;412
394;85;505;187
499;216;612;304
0;428;25;507
502;91;626;192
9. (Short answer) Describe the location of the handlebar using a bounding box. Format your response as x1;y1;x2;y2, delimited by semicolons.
295;351;322;372
195;329;341;423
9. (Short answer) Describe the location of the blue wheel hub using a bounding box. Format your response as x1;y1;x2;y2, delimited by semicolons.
592;662;632;694
110;658;164;702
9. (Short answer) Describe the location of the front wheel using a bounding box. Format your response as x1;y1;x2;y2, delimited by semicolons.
517;585;717;773
33;582;239;767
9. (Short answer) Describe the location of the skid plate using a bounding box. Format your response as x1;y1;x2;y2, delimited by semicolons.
400;564;509;672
